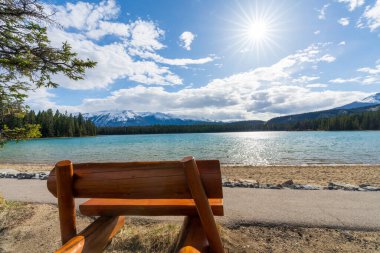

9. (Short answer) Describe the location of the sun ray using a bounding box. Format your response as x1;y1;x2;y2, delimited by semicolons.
219;0;291;63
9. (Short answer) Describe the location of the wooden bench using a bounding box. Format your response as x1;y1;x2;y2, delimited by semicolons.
47;156;225;253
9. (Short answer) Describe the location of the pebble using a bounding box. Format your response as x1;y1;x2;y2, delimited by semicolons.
1;172;379;191
0;172;49;180
221;178;379;192
328;182;360;191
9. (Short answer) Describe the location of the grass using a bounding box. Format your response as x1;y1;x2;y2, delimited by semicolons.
0;198;379;252
0;193;32;233
106;218;181;253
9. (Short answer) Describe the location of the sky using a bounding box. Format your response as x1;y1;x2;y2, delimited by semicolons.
27;0;380;121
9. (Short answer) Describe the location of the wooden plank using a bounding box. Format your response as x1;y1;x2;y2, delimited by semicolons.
47;160;222;199
79;198;224;217
55;160;77;244
175;216;209;253
182;157;225;253
54;216;125;253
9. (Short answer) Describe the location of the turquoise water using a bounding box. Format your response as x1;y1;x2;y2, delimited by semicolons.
0;131;379;165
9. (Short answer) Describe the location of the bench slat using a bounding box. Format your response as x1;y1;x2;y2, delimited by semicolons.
47;160;222;199
79;198;224;217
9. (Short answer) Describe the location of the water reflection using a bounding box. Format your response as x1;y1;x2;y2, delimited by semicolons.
0;131;379;165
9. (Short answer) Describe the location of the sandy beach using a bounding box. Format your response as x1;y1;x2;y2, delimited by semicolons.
221;165;380;187
1;163;380;187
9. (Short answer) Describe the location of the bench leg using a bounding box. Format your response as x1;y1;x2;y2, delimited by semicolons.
175;216;209;253
55;160;77;244
54;216;125;253
182;157;224;253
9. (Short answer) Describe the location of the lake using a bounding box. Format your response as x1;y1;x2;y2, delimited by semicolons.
0;131;379;165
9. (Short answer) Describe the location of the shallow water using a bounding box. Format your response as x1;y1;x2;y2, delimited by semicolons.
0;131;379;165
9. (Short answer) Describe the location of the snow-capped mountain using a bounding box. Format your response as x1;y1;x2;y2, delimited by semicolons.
335;93;380;110
83;110;210;127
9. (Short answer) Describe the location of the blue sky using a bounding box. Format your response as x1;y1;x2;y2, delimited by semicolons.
27;0;380;120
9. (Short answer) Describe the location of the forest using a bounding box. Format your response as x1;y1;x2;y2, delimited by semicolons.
2;108;380;139
2;109;97;138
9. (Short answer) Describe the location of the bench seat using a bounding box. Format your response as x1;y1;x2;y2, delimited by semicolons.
80;198;224;217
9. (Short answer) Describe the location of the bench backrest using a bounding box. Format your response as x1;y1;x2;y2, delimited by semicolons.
47;160;223;199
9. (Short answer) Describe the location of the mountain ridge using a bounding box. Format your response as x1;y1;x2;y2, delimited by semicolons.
84;92;380;127
334;92;380;110
83;110;213;127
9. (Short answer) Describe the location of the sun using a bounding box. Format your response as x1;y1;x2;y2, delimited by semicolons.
239;16;276;53
223;1;288;60
246;21;269;42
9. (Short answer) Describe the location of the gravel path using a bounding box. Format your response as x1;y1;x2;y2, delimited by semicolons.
1;179;379;231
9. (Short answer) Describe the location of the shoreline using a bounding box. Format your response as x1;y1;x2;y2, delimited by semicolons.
1;163;379;188
1;162;380;166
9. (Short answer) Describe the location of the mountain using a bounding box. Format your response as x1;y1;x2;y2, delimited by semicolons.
85;93;380;127
335;93;380;110
267;104;380;125
267;93;380;124
83;110;211;127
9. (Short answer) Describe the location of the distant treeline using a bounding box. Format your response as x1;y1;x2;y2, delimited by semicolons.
97;120;265;135
98;109;380;135
3;108;380;139
272;109;380;131
4;109;97;137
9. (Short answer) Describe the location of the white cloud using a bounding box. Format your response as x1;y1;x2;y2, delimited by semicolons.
128;48;215;66
179;31;196;50
314;30;321;35
358;65;380;74
129;20;165;51
306;83;328;88
329;77;360;83
338;41;346;45
338;0;365;11
293;76;320;83
317;4;330;20
43;0;214;90
39;43;366;121
48;0;119;31
358;0;380;31
320;54;336;62
26;88;57;112
330;61;380;85
338;17;350;26
47;28;182;89
86;21;130;40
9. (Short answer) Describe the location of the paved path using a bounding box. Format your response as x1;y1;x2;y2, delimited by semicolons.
1;179;379;231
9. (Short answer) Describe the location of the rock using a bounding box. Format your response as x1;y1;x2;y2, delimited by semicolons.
328;182;359;191
223;179;259;188
360;185;380;191
38;172;48;180
301;184;322;190
40;174;48;180
17;173;35;179
4;173;16;178
244;179;258;184
268;184;282;189
282;180;294;187
223;181;236;187
240;179;258;188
